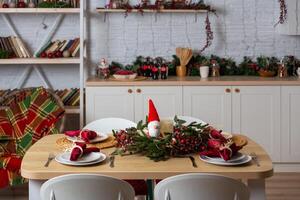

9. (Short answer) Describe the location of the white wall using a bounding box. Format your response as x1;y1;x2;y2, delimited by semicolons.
1;0;300;89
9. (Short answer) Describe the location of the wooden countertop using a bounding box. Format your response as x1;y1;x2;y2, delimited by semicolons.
21;134;273;180
86;76;300;86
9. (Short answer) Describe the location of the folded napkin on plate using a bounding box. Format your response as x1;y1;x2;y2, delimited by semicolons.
199;128;242;161
70;142;100;161
65;130;98;143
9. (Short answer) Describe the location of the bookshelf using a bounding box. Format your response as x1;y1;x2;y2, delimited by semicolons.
0;1;86;128
0;58;80;64
0;8;80;13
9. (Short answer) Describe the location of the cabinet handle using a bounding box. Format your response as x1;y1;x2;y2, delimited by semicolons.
136;89;142;93
235;88;240;93
128;89;133;94
225;88;231;93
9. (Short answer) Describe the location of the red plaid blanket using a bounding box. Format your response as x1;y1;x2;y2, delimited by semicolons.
0;87;65;188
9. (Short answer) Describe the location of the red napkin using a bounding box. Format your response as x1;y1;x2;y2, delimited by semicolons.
65;130;98;143
199;128;243;161
80;130;98;143
65;130;81;137
70;142;100;161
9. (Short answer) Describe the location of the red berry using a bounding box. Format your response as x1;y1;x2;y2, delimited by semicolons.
47;52;54;58
54;51;63;58
40;52;47;58
17;1;26;8
2;3;9;8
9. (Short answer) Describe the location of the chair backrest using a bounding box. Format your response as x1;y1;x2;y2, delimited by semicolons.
164;116;207;126
83;118;137;135
176;116;207;125
40;174;135;200
154;173;250;200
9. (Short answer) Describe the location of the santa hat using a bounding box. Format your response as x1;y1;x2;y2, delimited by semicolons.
148;99;160;122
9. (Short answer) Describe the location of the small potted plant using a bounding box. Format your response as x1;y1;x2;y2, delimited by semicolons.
199;58;210;78
257;56;277;77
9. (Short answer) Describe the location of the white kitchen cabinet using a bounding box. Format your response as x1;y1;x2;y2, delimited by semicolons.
134;86;183;121
86;86;182;123
183;86;232;131
281;86;300;162
86;87;135;123
232;86;281;162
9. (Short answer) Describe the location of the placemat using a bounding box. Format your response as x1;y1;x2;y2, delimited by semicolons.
56;135;117;151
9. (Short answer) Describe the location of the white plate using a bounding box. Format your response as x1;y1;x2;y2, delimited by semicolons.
60;152;102;163
66;132;108;143
204;152;246;163
199;154;252;166
55;152;107;166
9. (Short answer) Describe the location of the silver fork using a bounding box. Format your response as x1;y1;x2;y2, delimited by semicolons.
250;152;260;167
44;153;55;167
109;155;115;168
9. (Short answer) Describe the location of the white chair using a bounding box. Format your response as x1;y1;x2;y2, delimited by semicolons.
84;118;137;135
84;118;148;200
40;174;135;200
154;173;250;200
164;116;207;126
176;116;207;125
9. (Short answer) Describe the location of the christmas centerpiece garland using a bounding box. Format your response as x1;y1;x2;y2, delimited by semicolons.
112;99;245;162
112;116;245;162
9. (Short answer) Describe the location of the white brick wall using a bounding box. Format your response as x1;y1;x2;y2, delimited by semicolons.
0;0;300;89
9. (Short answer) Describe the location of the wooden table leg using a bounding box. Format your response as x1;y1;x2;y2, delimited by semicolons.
29;180;45;200
247;179;266;200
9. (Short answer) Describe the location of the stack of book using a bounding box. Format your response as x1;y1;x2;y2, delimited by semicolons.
0;36;31;58
35;38;80;58
54;88;80;106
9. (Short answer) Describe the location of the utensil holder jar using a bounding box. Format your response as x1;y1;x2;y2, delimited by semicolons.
176;65;187;77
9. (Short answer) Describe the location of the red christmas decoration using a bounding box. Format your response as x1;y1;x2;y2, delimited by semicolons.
200;13;213;53
47;52;54;59
17;1;27;8
275;0;287;27
40;52;47;58
2;3;9;8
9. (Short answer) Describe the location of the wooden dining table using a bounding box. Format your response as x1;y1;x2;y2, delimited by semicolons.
21;134;273;200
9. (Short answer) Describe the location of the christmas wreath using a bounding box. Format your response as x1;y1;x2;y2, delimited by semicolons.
112;116;246;162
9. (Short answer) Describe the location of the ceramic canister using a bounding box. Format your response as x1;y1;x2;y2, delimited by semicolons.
200;66;210;78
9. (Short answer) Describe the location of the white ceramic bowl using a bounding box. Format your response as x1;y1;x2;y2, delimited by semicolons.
113;73;137;80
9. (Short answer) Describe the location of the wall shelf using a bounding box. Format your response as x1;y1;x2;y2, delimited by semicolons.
0;8;80;14
96;8;208;13
0;58;80;64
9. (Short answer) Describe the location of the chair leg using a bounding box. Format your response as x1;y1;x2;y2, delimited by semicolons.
146;179;154;200
135;196;147;200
